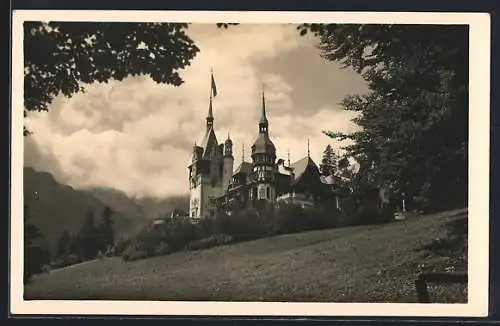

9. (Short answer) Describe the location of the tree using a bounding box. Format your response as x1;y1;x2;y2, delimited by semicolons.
23;21;200;135
319;144;337;176
24;205;50;283
298;24;468;212
56;231;71;259
337;156;355;191
78;210;100;259
68;232;82;257
98;206;115;252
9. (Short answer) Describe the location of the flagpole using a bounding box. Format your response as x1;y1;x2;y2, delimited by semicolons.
210;68;214;101
210;67;217;98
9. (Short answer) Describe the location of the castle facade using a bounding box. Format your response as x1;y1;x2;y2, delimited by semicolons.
188;90;341;220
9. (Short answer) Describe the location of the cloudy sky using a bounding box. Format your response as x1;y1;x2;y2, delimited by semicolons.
24;23;369;199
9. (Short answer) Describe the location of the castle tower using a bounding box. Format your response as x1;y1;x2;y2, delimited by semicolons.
188;72;223;220
222;133;234;192
251;91;277;202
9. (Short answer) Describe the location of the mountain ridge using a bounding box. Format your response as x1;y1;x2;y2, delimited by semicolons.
82;186;189;220
23;167;181;257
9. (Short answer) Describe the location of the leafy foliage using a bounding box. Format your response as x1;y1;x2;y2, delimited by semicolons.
298;24;468;212
23;22;199;134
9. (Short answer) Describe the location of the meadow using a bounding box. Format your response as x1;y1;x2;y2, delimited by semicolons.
25;209;467;303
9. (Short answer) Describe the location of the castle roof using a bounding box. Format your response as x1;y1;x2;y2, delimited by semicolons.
290;156;320;185
200;126;219;158
233;161;253;175
251;91;276;156
251;134;276;155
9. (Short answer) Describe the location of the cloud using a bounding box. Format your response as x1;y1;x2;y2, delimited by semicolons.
24;23;367;198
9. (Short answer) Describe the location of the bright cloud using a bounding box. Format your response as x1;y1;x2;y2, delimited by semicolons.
24;23;367;198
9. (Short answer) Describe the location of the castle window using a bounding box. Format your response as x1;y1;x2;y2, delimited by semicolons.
259;187;266;199
266;187;270;199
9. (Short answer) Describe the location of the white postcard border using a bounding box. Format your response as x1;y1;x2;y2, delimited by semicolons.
10;10;491;317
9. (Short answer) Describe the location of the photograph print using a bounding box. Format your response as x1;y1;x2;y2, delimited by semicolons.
11;10;490;317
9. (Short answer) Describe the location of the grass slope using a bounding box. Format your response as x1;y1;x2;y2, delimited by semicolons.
24;209;467;303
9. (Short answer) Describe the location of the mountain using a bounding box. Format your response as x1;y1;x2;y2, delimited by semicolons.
84;187;190;220
134;195;190;219
23;167;149;257
81;187;145;219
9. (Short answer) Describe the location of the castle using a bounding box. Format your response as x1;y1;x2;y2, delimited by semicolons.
188;80;341;220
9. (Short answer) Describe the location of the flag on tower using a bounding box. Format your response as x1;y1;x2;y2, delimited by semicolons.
211;70;218;97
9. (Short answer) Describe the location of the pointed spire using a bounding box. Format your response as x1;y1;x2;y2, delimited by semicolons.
242;143;245;162
260;89;268;124
208;96;213;117
258;86;269;135
287;148;291;166
225;131;232;145
206;71;214;130
307;138;310;157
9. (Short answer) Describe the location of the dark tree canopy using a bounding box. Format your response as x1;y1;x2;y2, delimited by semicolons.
298;24;468;212
23;22;199;118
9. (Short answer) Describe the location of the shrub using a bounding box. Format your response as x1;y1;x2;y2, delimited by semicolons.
66;254;82;265
50;258;66;269
154;241;171;256
270;202;342;235
216;208;268;242
164;218;199;251
350;203;394;226
196;217;215;238
24;245;51;283
121;244;134;261
272;203;308;234
187;234;233;251
307;204;342;230
127;250;149;261
115;238;132;256
120;217;202;261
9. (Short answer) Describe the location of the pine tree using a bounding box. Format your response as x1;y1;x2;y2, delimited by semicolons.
79;210;100;260
56;231;71;259
98;206;115;253
68;233;82;258
299;24;468;211
319;145;337;176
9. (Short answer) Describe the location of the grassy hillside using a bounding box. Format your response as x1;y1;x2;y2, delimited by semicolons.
23;167;149;256
24;209;467;303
